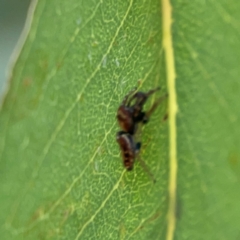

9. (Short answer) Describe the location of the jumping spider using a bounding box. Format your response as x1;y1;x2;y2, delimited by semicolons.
116;87;167;182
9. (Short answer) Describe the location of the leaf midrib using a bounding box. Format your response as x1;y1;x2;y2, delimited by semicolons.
161;0;178;240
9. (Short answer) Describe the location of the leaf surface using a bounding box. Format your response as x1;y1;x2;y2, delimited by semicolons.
173;1;240;239
0;0;168;239
0;0;240;240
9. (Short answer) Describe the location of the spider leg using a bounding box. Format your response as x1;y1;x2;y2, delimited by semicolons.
129;92;147;108
143;93;168;123
121;87;137;106
146;86;161;97
129;87;161;111
136;153;156;184
134;141;156;183
137;86;161;106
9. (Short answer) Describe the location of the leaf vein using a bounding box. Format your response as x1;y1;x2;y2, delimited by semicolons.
162;0;178;240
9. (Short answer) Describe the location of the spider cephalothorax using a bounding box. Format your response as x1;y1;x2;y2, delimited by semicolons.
116;87;160;135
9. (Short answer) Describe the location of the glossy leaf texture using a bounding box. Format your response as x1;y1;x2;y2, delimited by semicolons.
0;0;240;240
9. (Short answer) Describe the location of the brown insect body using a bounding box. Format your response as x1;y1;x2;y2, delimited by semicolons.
116;87;160;135
117;106;135;135
116;132;136;171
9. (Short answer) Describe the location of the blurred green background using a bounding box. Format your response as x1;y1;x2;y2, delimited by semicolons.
0;0;31;95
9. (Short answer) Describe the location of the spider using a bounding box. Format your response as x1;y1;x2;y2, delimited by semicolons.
116;87;167;182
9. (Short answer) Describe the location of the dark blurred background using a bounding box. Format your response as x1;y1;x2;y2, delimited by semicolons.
0;0;31;95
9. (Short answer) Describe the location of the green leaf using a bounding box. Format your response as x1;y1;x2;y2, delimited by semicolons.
0;0;168;239
172;1;240;239
0;0;239;240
